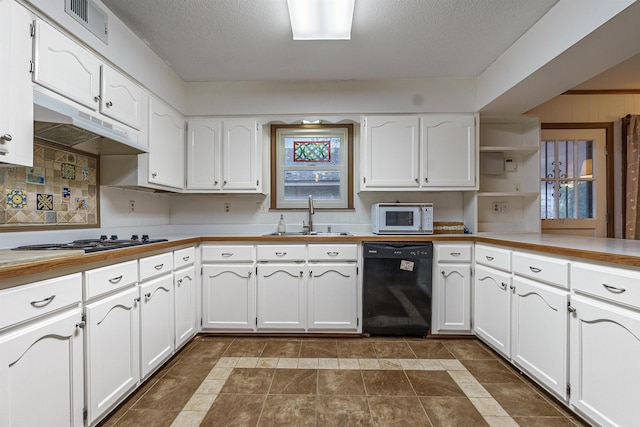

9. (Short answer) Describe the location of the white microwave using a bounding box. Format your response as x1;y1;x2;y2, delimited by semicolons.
371;203;434;234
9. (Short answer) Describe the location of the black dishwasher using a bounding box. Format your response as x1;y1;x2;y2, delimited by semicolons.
362;242;433;337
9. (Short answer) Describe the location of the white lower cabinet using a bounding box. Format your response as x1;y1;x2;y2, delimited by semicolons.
510;277;568;400
139;275;174;379
307;263;358;331
257;263;307;331
202;264;256;331
85;286;140;426
174;265;197;349
569;296;640;427
473;264;511;357
432;243;473;334
0;307;84;427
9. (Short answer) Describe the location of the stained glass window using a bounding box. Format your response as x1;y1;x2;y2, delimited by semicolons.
293;141;331;162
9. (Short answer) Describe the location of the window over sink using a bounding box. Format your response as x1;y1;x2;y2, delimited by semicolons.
271;124;353;209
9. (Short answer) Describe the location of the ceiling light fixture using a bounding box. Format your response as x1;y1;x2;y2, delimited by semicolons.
287;0;355;40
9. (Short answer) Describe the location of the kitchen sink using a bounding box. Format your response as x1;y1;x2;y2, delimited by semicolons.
263;231;352;237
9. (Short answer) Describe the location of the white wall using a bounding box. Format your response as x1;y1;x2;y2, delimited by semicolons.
99;186;171;228
528;93;640;237
186;79;476;116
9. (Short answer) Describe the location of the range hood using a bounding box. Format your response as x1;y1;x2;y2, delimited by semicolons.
33;89;149;155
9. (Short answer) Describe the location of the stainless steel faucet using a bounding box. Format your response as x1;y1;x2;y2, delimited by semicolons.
304;194;314;234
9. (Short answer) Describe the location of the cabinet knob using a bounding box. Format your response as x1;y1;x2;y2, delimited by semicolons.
76;321;86;329
567;305;576;313
1;134;12;142
94;95;101;102
106;101;113;107
152;172;157;178
214;181;219;185
424;177;429;183
415;178;419;183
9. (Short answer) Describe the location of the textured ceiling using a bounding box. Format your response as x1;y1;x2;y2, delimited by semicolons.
102;0;559;82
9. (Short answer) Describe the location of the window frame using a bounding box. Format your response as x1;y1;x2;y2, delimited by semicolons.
270;123;354;210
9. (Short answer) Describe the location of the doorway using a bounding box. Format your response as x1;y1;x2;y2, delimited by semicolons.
540;124;613;237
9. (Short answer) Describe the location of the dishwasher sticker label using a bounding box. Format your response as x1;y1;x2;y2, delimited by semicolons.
400;260;415;271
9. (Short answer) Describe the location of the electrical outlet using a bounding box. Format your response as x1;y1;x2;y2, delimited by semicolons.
492;202;500;213
501;201;508;213
224;202;230;213
128;200;135;214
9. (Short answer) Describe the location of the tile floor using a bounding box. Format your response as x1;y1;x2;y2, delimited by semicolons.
99;336;589;427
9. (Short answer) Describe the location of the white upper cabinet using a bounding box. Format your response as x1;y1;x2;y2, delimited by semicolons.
421;114;476;188
32;20;102;111
223;118;261;191
186;118;262;192
187;119;222;190
361;115;420;189
32;19;146;132
361;114;477;191
100;64;145;130
148;97;185;190
0;1;33;166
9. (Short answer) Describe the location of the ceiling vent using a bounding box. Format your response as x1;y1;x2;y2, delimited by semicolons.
65;0;108;44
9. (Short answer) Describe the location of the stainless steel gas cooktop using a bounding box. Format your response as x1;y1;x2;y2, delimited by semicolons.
12;235;168;253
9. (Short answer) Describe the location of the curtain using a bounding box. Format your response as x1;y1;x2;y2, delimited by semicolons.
626;115;640;239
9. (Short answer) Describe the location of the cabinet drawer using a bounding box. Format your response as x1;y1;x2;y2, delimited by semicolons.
201;245;254;262
308;244;357;261
573;262;640;310
257;245;306;261
139;252;174;281
174;247;195;269
0;273;82;330
512;251;568;289
436;244;472;263
475;244;511;272
84;260;138;300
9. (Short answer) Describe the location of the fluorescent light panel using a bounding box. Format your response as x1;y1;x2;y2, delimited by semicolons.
287;0;355;40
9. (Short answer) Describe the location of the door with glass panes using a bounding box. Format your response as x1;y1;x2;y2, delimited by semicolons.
540;129;606;237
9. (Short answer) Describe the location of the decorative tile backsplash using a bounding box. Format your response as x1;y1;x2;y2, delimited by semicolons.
0;140;99;229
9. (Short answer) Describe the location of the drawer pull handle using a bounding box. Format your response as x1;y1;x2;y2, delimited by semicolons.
602;284;626;294
485;256;494;261
275;252;287;256
108;275;123;284
327;251;339;256
182;256;190;261
30;295;56;307
529;266;542;273
154;264;164;270
221;253;233;257
450;252;461;256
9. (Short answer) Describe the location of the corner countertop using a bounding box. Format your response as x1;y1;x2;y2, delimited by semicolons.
3;233;640;284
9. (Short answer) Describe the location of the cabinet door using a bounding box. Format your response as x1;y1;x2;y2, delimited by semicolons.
101;64;144;130
473;265;511;357
187;119;222;190
434;264;471;333
148;97;185;189
222;118;260;191
570;295;640;427
362;116;420;188
422;114;476;187
257;264;306;330
0;1;33;167
0;308;84;427
85;287;139;425
32;20;101;110
511;277;568;400
174;266;197;349
202;264;255;331
140;275;174;379
308;263;358;331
